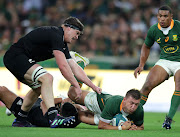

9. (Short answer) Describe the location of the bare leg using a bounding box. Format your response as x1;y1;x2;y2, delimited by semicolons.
78;110;95;125
23;64;55;111
0;86;17;109
68;86;89;105
21;88;40;111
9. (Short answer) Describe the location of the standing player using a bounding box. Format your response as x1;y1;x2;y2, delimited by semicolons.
134;5;180;129
3;16;101;127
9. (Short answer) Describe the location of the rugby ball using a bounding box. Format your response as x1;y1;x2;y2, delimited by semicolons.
112;113;128;126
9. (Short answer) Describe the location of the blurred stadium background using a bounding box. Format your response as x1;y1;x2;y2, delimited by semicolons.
0;0;180;112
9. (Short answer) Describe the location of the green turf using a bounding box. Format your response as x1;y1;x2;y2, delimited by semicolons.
0;107;180;137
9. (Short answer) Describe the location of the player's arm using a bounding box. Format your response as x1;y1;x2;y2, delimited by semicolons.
129;123;144;130
98;119;131;130
67;59;101;94
136;124;144;130
53;50;82;99
134;43;151;78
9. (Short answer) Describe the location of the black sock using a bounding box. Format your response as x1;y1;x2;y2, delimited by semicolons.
16;109;28;121
47;107;58;121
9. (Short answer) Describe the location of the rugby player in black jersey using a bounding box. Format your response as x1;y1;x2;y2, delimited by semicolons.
0;86;83;128
3;16;101;127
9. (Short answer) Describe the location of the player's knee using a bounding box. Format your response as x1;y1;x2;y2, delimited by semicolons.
38;73;53;84
141;82;154;94
67;87;76;102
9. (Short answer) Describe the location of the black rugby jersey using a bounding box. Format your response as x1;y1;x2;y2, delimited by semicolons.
8;26;71;62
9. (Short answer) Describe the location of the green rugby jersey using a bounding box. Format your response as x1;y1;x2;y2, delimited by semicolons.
96;93;144;126
145;20;180;61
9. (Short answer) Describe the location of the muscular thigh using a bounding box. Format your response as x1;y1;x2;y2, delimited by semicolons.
3;52;35;82
145;65;169;87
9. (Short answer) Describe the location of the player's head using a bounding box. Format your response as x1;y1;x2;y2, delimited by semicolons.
62;16;84;43
157;5;173;28
122;89;141;114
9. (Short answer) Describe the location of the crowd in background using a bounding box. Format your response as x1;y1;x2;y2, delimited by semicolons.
0;0;179;58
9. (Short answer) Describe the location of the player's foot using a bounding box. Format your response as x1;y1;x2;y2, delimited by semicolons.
50;115;76;128
70;51;89;66
6;108;12;116
162;116;172;130
12;119;35;127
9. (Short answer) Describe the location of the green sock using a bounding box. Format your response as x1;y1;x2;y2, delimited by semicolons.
167;90;180;119
77;61;85;70
140;94;148;105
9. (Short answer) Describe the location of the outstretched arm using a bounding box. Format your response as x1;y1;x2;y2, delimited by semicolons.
53;50;82;99
98;120;131;130
68;59;101;94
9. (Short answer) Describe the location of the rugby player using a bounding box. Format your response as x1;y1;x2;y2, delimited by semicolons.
134;5;180;129
3;16;101;127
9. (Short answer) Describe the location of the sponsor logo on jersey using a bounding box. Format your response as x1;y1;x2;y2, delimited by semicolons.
173;35;178;41
156;37;161;43
28;59;35;63
165;36;169;42
163;45;179;53
17;99;23;105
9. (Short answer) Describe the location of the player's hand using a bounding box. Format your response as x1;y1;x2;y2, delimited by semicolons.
134;66;144;78
121;121;131;130
129;124;138;130
74;87;82;101
92;86;102;94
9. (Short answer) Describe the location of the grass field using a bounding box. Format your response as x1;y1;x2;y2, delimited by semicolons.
0;107;180;137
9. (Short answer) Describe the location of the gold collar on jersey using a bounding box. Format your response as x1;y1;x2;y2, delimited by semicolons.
158;19;174;35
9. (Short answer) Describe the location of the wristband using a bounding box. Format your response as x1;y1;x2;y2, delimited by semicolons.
118;125;122;130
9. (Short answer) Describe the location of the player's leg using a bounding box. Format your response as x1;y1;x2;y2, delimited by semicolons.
78;110;96;125
68;87;89;105
4;53;61;127
0;86;17;109
23;64;68;127
140;65;169;105
162;69;180;129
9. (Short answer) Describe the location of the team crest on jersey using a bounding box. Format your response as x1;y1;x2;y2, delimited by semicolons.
163;45;179;53
156;37;161;43
173;35;178;41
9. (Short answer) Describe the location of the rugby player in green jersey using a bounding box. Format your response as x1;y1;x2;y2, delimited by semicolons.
134;5;180;130
68;52;144;130
68;87;144;130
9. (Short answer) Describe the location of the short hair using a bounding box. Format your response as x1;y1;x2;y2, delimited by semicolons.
63;16;84;32
158;5;172;14
125;89;141;100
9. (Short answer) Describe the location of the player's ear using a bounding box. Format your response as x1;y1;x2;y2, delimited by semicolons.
171;13;173;19
123;97;126;102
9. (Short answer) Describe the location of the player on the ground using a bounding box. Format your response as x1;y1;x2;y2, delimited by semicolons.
68;88;144;130
3;16;101;127
134;5;180;130
0;86;81;127
67;51;144;130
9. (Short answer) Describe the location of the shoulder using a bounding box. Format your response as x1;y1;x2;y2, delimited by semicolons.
174;20;180;26
148;23;158;32
35;26;62;33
